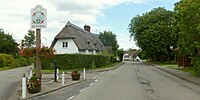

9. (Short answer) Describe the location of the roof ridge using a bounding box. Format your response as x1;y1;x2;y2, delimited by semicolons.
66;21;94;34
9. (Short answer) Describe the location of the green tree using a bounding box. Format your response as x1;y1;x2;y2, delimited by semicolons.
99;31;118;54
116;49;124;62
23;30;36;48
129;7;177;61
174;0;200;76
0;29;19;54
174;0;200;56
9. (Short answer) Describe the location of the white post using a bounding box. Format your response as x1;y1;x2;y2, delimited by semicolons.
22;74;26;99
57;69;59;80
62;72;65;86
29;68;32;79
83;68;86;80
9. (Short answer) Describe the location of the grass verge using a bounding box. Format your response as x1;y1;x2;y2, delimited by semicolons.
0;67;13;71
149;61;177;66
148;61;196;76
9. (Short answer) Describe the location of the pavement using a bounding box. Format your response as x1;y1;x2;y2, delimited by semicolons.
7;62;124;100
145;62;200;86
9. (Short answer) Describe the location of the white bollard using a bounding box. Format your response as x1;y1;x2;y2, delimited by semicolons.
22;74;26;99
83;68;86;80
57;69;59;80
62;72;65;86
29;68;32;79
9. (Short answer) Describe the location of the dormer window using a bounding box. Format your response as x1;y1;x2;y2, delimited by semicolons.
62;42;68;48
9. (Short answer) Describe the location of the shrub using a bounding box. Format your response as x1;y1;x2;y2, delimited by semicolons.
20;46;55;58
192;55;200;77
15;57;33;67
41;54;115;70
0;53;16;68
117;49;124;62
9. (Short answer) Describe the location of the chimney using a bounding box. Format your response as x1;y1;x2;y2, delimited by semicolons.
84;25;90;33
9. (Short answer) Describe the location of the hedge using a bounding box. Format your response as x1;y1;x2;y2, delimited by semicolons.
41;54;116;70
15;57;33;67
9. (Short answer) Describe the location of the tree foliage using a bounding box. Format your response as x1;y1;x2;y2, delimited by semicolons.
0;29;19;54
116;49;124;62
23;30;36;48
99;31;118;54
174;0;200;56
129;7;177;61
174;0;200;76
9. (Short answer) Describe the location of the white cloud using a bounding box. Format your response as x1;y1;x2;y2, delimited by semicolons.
0;0;148;48
117;34;139;50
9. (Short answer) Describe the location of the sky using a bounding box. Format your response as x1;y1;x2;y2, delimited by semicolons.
0;0;179;50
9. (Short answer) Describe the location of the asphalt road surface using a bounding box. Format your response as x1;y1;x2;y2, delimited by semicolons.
31;61;200;100
0;65;32;100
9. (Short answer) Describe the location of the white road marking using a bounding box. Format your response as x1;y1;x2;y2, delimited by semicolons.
137;71;141;77
95;79;98;82
135;65;141;78
89;83;94;86
79;88;85;93
68;95;75;100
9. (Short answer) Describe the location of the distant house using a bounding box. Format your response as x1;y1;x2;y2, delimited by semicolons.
50;21;104;54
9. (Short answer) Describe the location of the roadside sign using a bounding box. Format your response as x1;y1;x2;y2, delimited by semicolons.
31;5;47;29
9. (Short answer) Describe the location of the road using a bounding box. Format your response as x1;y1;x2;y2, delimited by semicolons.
31;62;200;100
0;65;33;100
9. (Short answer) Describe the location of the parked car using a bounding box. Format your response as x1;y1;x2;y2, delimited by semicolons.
123;54;130;61
135;56;141;61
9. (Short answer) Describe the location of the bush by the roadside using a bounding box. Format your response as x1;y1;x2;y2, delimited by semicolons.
192;55;200;77
15;57;33;67
0;53;33;69
41;54;116;70
0;53;16;68
117;49;124;62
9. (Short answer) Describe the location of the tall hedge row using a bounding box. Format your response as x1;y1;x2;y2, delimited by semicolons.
41;54;115;70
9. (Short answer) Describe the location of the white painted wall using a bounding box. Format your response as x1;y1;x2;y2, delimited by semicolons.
54;39;79;54
54;39;99;55
79;50;92;54
79;50;98;55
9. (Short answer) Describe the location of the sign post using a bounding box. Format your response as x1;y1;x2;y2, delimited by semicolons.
31;5;47;78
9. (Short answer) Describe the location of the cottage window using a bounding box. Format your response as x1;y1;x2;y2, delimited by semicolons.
62;42;68;48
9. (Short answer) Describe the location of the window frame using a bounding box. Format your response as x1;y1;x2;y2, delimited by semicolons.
62;42;68;48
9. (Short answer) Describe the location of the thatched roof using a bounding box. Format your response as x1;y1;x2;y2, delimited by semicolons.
51;21;104;51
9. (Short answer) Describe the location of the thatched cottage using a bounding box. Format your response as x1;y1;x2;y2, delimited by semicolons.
51;21;104;54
